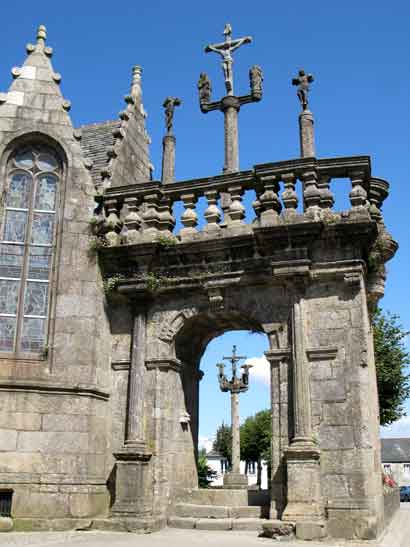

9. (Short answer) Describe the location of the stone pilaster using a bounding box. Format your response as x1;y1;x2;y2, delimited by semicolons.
282;296;324;526
265;349;291;518
299;109;315;158
161;134;176;184
112;307;153;519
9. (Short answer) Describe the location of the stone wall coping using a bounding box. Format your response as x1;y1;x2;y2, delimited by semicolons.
0;380;109;400
111;360;131;371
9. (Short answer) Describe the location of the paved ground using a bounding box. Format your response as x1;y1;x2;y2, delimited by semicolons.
0;504;409;547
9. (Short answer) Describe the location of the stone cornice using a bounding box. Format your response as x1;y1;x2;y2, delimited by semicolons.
265;349;292;363
111;360;131;371
0;380;109;400
145;358;182;373
306;347;338;361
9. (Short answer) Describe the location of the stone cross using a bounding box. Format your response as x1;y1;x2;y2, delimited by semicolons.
292;69;316;157
217;345;252;489
199;24;263;173
292;69;314;111
163;96;181;135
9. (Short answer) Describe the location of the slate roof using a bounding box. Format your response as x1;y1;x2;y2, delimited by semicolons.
79;120;121;186
381;438;410;463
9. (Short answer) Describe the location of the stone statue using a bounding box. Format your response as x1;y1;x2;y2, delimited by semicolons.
205;23;252;95
250;65;263;98
292;69;314;110
163;96;181;135
197;72;212;104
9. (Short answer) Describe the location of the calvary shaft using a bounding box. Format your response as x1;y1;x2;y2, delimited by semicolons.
230;391;241;473
221;96;240;173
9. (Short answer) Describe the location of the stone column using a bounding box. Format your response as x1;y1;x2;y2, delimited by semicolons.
221;96;240;173
282;296;324;531
223;389;247;489
161;134;176;184
265;349;290;519
112;306;153;520
231;391;240;474
299;110;315;158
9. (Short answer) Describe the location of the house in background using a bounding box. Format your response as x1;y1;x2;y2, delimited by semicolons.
206;450;269;489
381;438;410;486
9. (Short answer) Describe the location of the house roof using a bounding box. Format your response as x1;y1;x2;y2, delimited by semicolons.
381;438;410;463
79;120;121;187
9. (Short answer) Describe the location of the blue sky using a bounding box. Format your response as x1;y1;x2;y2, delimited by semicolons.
1;1;409;439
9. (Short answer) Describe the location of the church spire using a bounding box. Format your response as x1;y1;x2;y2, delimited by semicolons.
0;24;72;125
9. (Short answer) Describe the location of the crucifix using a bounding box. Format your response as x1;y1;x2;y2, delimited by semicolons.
292;69;314;111
217;345;252;489
199;24;263;173
291;69;316;157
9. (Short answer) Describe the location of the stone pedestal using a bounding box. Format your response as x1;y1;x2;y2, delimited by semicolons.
282;443;323;523
111;443;152;517
223;472;248;489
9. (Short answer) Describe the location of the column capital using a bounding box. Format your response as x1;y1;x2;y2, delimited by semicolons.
265;348;291;365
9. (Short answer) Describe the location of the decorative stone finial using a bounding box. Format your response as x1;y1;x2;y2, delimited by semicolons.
37;25;47;44
292;69;314;111
131;65;143;103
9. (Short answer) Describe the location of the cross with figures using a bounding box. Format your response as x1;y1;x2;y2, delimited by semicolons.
217;346;252;489
198;24;263;173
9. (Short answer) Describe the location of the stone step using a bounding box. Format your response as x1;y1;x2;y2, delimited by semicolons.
168;516;270;531
175;488;248;506
174;503;264;519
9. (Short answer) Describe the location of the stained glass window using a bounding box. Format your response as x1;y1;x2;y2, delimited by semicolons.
0;146;60;356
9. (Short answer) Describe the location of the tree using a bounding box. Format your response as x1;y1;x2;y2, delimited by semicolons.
213;422;232;464
240;410;271;487
373;307;410;426
197;449;218;488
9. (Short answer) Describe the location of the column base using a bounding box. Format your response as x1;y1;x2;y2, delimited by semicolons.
282;441;324;523
223;472;248;490
111;443;153;518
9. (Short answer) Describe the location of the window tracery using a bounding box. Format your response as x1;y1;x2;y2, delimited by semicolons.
0;147;60;355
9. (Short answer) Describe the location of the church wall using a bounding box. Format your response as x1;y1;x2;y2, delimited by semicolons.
0;51;114;523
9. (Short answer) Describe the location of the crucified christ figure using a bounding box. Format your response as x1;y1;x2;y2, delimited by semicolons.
205;23;252;95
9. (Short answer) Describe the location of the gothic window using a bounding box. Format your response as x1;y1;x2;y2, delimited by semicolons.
0;147;60;356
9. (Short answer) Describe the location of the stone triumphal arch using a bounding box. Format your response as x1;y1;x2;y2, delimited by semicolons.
0;23;398;541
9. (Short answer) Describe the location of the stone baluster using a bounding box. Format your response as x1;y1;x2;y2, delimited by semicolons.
349;170;368;216
123;196;141;244
180;193;198;240
141;191;161;238
104;198;122;246
281;173;298;220
258;175;281;226
225;185;245;228
157;195;175;236
203;189;221;233
252;187;262;225
301;170;321;219
368;177;389;223
318;175;334;210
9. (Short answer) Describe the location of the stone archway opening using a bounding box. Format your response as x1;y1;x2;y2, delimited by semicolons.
174;311;271;490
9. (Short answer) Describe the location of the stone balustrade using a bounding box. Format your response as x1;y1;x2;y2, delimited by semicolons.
94;155;389;247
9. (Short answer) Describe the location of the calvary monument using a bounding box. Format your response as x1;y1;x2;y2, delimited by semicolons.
0;23;397;540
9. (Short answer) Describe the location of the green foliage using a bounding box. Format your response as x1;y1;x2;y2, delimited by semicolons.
240;409;271;464
88;236;107;256
373;308;410;426
102;274;124;296
213;422;232;464
197;450;217;488
157;234;177;248
145;272;167;292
